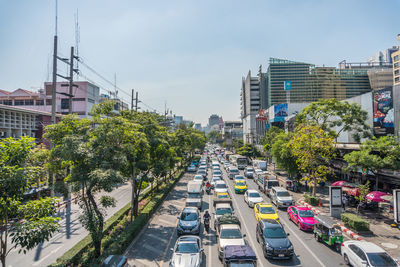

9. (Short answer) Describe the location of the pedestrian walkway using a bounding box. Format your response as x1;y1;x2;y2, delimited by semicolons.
124;173;193;267
267;163;400;260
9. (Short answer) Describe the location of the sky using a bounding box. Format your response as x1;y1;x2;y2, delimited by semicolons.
0;0;399;125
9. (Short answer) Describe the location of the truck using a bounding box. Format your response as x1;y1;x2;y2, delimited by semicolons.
214;203;234;229
256;171;280;196
223;245;257;267
252;160;267;171
186;181;202;209
213;191;233;207
216;215;245;260
229;154;248;170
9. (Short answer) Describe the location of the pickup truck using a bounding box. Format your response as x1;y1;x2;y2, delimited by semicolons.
216;215;246;260
214;203;233;229
223;245;257;267
213;191;233;207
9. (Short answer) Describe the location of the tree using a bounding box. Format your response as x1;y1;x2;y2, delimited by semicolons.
289;125;335;195
207;130;223;144
0;137;59;267
343;136;400;190
355;181;371;214
263;126;284;152
270;132;299;177
296;98;372;142
238;143;261;160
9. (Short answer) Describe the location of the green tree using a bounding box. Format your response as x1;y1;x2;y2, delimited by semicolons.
289;125;335;195
238;143;261;160
0;137;59;267
355;181;371;214
343;136;400;190
207;130;223;144
270;132;299;177
263;126;284;152
296;98;372;142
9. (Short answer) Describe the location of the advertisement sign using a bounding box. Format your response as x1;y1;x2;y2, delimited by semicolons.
394;189;400;223
373;88;394;137
284;81;292;90
330;186;342;207
274;103;288;120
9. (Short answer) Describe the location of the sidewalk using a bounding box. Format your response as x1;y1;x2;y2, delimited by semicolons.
267;163;400;260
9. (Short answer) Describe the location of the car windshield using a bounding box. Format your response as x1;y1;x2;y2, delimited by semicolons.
235;176;245;180
216;208;232;215
220;229;242;239
229;262;255;267
277;191;291;197
367;253;398;266
298;210;314;217
249;192;260;198
212;178;221;182
214;171;222;175
247;168;254;172
188;193;201;198
231;170;239;173
194;175;202;179
264;227;287;238
180;212;198;221
198;171;205;174
267;181;279;188
176;242;199;253
217;194;229;199
260;207;275;214
236;182;246;187
216;183;227;189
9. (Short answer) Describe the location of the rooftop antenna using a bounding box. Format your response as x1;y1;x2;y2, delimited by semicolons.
114;73;118;98
55;0;58;36
74;9;80;75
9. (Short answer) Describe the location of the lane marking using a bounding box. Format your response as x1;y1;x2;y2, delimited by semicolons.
142;243;161;254
207;182;213;267
147;233;168;244
157;217;176;226
32;246;62;266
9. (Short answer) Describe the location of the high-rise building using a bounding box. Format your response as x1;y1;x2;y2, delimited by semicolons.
391;34;400;137
367;47;398;64
208;114;220;128
393;34;400;86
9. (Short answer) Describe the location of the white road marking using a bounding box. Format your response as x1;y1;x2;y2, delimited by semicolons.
142;243;161;254
147;233;168;244
32;246;62;266
157;217;176;226
207;190;213;267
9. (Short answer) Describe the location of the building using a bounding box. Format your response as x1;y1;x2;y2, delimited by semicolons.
367;47;398;64
393;34;400;86
392;34;400;137
194;123;202;131
100;94;129;112
367;68;393;91
173;115;183;126
222;121;243;146
208;114;220;128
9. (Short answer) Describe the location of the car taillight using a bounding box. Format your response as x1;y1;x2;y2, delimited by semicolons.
341;243;344;246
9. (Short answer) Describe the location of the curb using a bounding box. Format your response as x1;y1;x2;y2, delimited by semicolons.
338;224;364;241
298;200;323;215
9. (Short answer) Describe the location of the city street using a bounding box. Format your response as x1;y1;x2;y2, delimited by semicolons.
125;166;348;266
6;182;136;267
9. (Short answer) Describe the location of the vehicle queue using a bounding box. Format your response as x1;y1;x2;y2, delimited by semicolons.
174;145;398;267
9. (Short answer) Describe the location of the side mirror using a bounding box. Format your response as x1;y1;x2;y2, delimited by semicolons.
243;234;247;237
200;248;204;252
177;216;180;219
287;233;290;236
170;248;174;251
360;261;368;267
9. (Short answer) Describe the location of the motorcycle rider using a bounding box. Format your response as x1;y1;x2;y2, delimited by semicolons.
203;210;211;230
205;181;211;192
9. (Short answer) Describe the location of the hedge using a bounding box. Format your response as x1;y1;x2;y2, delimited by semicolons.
304;193;320;206
341;213;370;232
50;168;184;266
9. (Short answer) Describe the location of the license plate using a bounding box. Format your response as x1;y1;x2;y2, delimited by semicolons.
279;254;285;257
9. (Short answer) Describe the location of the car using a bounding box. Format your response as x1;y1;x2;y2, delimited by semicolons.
101;255;127;267
177;207;201;236
213;165;221;171
234;180;247;194
213;169;223;177
256;219;294;260
170;235;203;267
341;240;398;267
198;166;207;173
215;181;228;193
211;176;222;188
197;170;206;178
228;167;240;179
217;224;246;260
254;203;279;222
244;189;263;207
244;167;255;178
287;206;317;231
193;175;204;184
187;164;197;172
214;203;233;228
270;187;294;208
234;175;245;181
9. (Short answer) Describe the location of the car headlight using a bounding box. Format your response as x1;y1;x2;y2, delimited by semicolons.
288;245;293;251
265;243;273;251
193;224;200;230
177;224;183;230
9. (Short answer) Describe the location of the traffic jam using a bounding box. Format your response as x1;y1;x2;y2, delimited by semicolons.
170;145;398;267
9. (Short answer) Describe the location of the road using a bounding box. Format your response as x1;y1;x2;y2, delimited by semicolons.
125;165;348;267
6;182;136;267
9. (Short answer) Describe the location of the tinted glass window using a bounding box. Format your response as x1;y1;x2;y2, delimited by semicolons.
249;192;260;198
264;227;287;238
277;191;290;197
176;242;199;253
181;212;198;221
236;182;246;186
367;253;397;266
268;181;279;188
188;193;201;198
298;210;314;217
216;208;232;215
260;207;275;214
216;183;227;189
220;229;242;239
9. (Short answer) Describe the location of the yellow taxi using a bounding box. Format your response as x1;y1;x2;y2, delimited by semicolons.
254;203;279;222
234;179;247;194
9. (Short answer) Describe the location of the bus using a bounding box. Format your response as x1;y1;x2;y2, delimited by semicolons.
229;154;248;170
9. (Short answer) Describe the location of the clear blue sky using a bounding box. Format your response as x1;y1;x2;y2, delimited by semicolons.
0;0;399;125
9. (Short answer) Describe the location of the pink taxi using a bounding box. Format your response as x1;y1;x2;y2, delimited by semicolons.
287;206;317;231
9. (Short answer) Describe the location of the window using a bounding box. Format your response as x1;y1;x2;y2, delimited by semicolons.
14;100;24;106
395;70;399;75
61;99;69;109
36;100;44;106
395;63;399;68
87;98;95;103
2;100;12;105
46;99;52;105
394;55;399;62
24;100;33;105
396;77;399;82
72;98;86;101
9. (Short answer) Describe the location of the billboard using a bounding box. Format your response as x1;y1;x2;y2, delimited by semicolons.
274;103;288;120
284;81;292;90
373;88;394;137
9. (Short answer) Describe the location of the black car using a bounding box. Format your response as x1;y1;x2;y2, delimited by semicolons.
256;219;294;260
177;207;201;236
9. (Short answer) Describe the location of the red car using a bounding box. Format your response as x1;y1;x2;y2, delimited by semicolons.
287;206;317;231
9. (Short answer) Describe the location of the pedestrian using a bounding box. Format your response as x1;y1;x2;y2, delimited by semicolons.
342;194;347;210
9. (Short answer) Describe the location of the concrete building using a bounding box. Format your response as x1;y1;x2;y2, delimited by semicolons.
208;114;220;128
173;115;183;126
222;121;243;146
194;123;202;131
367;47;398;64
367;68;393;91
391;34;400;137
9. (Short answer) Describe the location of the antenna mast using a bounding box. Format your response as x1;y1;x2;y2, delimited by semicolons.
74;9;80;74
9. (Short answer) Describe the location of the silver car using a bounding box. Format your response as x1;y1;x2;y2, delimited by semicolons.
170;236;203;267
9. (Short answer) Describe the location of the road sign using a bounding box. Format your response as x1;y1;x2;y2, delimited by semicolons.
284;81;292;90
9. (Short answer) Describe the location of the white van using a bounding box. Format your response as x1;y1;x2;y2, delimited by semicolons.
253;160;267;171
186;181;203;209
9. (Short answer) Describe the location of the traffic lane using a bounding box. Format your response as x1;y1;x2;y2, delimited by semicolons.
7;182;133;267
229;169;346;267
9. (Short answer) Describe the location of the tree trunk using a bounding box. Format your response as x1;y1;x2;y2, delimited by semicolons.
87;191;103;258
1;210;8;267
312;171;317;196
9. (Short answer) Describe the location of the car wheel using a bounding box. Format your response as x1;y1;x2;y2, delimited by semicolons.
343;254;350;266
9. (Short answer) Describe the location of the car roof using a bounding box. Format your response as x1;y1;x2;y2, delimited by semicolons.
247;189;259;194
272;186;287;192
216;203;231;208
259;203;273;207
183;207;198;212
216;181;226;184
344;241;386;253
261;219;281;227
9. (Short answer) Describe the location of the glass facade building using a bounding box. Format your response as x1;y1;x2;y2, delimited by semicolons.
265;58;372;107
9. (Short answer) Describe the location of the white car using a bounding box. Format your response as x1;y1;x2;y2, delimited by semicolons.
193;175;204;184
170;235;203;267
187;165;196;172
214;181;228;193
211;177;222;188
341;240;398;267
244;189;263;207
217;224;246;259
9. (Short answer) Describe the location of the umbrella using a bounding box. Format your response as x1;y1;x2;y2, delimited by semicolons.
347;187;361;196
366;191;391;202
380;195;393;202
331;181;358;188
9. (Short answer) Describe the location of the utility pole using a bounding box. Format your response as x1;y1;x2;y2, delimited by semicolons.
131;89;134;110
135;92;138;112
69;46;74;114
130;89;137;222
51;35;58;125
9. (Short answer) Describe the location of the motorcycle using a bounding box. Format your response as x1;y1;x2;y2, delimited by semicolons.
206;186;211;195
204;217;210;232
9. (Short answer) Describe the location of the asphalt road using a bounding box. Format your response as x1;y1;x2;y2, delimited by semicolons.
6;182;136;267
125;165;348;267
